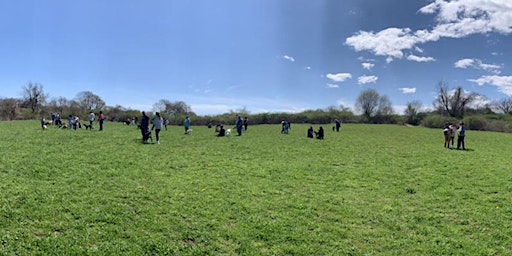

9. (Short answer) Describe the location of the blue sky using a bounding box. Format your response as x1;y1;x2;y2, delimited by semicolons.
1;0;511;115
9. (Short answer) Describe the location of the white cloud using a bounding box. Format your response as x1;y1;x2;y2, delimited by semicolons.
414;46;424;53
304;66;311;70
358;75;378;85
407;55;436;62
399;87;416;94
346;0;512;61
362;62;375;70
283;55;295;62
469;75;512;96
326;73;352;82
326;83;339;89
454;58;475;68
455;58;501;74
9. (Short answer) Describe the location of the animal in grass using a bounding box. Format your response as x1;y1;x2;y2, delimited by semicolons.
84;123;93;130
186;128;192;135
226;128;232;136
42;125;48;130
143;131;153;143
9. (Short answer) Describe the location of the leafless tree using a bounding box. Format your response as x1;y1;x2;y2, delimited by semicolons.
434;81;478;118
153;99;194;117
75;91;105;111
0;98;20;120
494;97;512;114
355;89;380;119
377;95;394;116
21;82;47;112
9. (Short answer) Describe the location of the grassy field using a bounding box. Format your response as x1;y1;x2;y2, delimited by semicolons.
1;120;511;255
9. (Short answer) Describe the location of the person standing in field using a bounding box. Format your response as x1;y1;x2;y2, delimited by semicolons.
184;116;191;134
449;123;456;147
443;124;451;148
98;111;105;131
243;116;248;131
88;111;95;128
140;111;150;143
457;122;466;150
236;115;243;136
151;112;163;144
335;119;341;132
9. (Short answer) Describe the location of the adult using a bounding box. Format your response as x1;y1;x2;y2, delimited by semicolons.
88;111;95;128
184;116;191;134
140;111;150;143
151;112;163;144
307;126;314;138
236;115;243;136
217;125;226;137
98;111;105;131
281;121;289;134
243;116;248;131
457;122;466;150
443;124;451;149
449;123;456;147
335;119;341;132
315;126;324;140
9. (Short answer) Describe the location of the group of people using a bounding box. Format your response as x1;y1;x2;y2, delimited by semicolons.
42;111;105;131
307;126;324;139
443;122;466;150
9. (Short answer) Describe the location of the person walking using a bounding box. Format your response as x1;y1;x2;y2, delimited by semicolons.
140;111;150;143
457;122;466;150
98;111;105;131
335;119;341;132
184;116;191;134
88;111;95;128
151;112;163;144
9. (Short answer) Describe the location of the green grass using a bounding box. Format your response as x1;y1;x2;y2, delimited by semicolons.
1;121;512;255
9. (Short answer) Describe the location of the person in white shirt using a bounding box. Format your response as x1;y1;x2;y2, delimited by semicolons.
88;111;95;128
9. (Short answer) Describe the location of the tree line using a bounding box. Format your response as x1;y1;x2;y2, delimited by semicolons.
1;81;512;132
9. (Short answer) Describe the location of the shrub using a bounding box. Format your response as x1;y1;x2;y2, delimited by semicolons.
466;116;487;131
420;114;457;129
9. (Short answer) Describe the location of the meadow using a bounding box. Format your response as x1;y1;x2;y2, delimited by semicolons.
0;120;511;255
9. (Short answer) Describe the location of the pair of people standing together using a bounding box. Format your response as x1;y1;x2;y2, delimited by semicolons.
140;111;163;144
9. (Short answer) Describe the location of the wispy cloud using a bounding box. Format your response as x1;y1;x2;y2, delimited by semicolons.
304;66;311;70
283;55;295;62
469;75;512;96
326;73;352;82
407;55;435;62
358;75;378;85
345;0;512;61
362;62;375;70
455;58;501;74
399;87;416;94
326;83;339;89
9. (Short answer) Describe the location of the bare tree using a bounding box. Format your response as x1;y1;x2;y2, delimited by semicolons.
355;89;380;119
404;100;423;125
377;95;393;116
434;81;478;118
0;98;20;120
494;97;512;114
56;97;70;113
21;82;47;112
75;91;105;111
153;99;194;117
